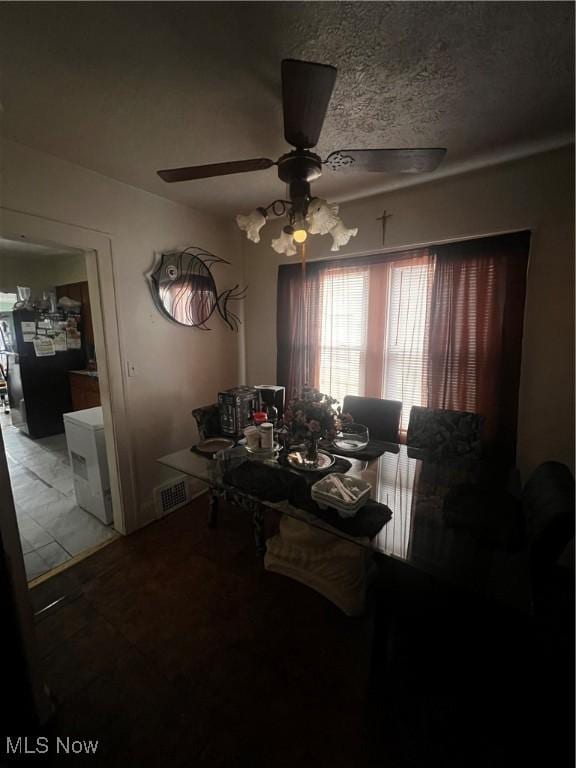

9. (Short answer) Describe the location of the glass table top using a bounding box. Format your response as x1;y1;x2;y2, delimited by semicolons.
158;443;524;604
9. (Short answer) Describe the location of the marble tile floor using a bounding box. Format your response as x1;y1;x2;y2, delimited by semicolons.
1;421;118;582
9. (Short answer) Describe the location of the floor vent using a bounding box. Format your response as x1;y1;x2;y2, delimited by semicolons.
154;476;190;518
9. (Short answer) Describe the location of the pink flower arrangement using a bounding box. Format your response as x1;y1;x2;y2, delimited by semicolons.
283;385;342;441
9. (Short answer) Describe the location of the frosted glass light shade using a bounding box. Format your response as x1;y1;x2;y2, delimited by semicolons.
271;228;297;257
236;207;267;243
329;220;359;252
306;197;340;235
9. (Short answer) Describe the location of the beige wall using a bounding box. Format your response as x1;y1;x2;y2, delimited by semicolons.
1;139;243;530
45;252;87;287
243;146;575;480
0;253;47;295
2;138;573;515
0;250;86;296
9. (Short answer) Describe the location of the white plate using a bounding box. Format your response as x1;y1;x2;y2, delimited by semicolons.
285;450;335;472
196;438;235;454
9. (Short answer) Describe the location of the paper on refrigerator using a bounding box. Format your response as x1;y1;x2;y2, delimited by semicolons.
54;332;68;352
20;320;36;342
33;337;56;357
66;328;82;349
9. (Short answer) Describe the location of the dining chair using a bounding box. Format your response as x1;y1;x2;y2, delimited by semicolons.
191;404;221;441
192;403;271;539
444;460;574;619
341;395;402;443
406;405;483;459
523;461;575;616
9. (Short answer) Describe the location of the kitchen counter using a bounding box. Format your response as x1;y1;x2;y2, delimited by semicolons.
69;369;99;378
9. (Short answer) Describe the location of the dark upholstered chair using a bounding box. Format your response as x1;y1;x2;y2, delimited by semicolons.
522;462;575;614
341;396;402;443
406;405;482;459
192;404;221;441
191;403;270;548
444;461;574;618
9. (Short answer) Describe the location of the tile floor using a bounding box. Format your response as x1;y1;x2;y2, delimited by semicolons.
1;415;117;581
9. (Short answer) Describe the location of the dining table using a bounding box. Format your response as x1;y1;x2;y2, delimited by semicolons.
158;441;525;604
157;439;534;763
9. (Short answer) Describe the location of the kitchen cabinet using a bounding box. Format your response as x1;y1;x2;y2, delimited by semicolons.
56;281;94;354
69;372;101;411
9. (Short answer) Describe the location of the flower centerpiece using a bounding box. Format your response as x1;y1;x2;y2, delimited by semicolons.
283;386;340;464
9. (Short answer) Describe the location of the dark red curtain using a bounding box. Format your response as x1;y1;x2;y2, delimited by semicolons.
277;232;530;468
427;231;530;466
277;261;322;400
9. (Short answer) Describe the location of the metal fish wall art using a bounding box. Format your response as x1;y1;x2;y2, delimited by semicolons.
148;247;246;331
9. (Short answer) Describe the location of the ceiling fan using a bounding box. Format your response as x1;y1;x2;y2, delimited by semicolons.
157;59;446;254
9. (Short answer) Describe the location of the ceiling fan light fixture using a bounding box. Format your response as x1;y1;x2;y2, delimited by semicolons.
157;59;446;261
306;197;340;235
271;226;297;257
236;206;268;243
329;219;359;252
291;213;308;243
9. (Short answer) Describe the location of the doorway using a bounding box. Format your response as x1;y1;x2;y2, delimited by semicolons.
0;237;119;582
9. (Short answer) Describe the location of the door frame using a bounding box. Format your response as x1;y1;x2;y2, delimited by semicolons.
0;206;137;533
0;426;53;724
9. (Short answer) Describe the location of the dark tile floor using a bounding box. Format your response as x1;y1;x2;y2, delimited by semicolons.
30;496;377;767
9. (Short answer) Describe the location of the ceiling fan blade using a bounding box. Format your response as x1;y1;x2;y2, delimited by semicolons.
324;148;447;174
282;59;337;149
157;157;275;183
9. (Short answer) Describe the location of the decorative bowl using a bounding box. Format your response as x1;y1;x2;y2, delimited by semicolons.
332;423;369;453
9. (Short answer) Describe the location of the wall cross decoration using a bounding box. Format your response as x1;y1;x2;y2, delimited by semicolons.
376;210;392;246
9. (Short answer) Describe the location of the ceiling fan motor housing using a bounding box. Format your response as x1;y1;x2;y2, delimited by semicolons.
277;150;322;183
277;150;322;215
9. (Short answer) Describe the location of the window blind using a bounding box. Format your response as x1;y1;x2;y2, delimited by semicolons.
318;268;369;406
383;262;434;431
280;231;528;465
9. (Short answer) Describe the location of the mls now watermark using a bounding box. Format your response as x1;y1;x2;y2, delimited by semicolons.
5;736;99;756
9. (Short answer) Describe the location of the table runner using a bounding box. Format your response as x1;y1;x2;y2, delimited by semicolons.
223;456;392;539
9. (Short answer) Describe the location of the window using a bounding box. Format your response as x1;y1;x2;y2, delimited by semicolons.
278;231;529;462
318;268;369;406
0;292;17;312
383;263;434;432
316;259;433;428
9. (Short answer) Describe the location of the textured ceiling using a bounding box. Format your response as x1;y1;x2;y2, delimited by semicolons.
0;2;573;217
